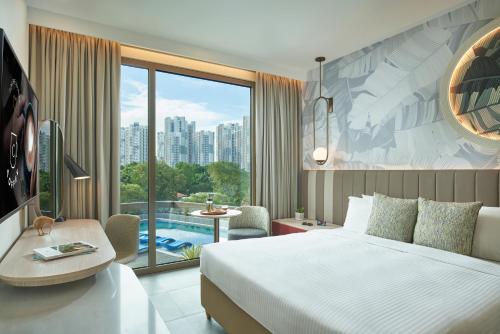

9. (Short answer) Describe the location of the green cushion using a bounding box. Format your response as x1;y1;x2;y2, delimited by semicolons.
228;228;267;240
413;198;482;255
366;193;418;243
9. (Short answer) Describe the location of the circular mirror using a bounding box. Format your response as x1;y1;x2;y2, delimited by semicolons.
38;120;63;218
441;19;500;147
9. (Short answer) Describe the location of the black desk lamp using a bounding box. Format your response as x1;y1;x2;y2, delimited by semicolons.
64;154;90;180
56;154;90;222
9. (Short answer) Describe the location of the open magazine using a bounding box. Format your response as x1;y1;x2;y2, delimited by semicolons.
34;241;98;261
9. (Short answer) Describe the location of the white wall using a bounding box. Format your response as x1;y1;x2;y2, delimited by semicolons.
27;7;305;80
0;0;28;258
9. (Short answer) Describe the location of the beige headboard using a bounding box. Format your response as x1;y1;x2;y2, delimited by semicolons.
300;170;500;226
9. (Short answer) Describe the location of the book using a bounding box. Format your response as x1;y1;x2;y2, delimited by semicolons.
33;241;98;261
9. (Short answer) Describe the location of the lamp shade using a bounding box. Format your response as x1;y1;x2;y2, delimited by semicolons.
64;154;90;180
313;147;328;165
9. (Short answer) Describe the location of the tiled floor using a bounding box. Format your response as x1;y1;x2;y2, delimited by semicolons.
139;266;227;334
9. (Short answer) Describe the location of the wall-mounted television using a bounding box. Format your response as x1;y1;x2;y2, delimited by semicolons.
0;29;38;223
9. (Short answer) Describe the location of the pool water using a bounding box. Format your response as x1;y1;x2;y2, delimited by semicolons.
139;219;227;252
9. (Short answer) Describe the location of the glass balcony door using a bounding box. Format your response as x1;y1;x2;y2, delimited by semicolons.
120;60;252;272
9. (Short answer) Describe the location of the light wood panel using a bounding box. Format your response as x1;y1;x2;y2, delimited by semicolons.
0;219;116;287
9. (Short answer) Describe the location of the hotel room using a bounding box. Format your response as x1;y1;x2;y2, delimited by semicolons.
0;0;499;333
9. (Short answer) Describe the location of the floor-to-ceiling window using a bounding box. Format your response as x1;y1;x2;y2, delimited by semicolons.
120;59;252;271
119;65;150;269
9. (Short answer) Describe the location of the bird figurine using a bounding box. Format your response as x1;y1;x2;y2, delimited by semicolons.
33;216;55;236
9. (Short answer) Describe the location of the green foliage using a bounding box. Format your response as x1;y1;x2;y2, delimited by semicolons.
208;161;249;206
39;191;51;212
181;245;202;260
121;162;148;188
175;162;213;194
120;183;147;203
181;192;231;205
296;207;304;213
38;170;52;213
156;161;186;201
39;170;50;192
120;161;249;207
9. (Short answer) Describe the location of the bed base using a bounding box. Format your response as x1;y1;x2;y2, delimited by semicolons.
201;274;270;334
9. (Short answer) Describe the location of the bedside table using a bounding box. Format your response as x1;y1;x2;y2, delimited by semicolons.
272;218;342;236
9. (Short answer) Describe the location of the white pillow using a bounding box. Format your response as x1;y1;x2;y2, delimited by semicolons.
344;196;373;234
471;206;500;262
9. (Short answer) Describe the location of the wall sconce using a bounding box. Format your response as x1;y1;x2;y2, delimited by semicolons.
312;57;334;165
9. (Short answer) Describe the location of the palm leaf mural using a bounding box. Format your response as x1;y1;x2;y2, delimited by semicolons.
303;0;500;171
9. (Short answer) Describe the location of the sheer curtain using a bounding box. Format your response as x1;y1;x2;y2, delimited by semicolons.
254;72;303;219
29;25;121;224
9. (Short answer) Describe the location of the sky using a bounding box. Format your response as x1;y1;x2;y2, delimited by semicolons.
120;65;250;133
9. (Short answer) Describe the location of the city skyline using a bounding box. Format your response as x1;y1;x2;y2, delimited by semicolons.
120;66;250;133
120;65;251;171
120;115;250;171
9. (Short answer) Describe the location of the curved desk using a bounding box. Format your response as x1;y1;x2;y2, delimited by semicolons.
0;219;116;287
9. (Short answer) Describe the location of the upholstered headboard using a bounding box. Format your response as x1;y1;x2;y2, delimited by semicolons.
300;170;500;226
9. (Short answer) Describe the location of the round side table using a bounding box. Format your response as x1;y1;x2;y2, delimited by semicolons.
190;209;242;242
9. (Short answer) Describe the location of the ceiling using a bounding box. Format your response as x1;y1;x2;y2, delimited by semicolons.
27;0;471;79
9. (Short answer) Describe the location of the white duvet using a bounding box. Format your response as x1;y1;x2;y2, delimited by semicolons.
200;229;500;334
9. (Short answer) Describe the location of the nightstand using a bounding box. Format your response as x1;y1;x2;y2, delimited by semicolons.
271;218;342;236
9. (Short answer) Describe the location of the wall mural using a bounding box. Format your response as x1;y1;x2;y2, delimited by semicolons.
303;0;500;170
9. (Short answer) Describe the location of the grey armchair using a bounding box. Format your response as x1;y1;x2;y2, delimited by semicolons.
105;214;141;264
228;206;270;241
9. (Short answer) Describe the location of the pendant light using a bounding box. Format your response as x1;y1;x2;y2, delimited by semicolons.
312;57;334;165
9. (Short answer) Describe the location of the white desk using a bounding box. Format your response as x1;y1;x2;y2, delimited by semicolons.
0;263;170;334
0;219;116;286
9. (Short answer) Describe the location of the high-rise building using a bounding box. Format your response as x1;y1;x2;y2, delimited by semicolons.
217;123;242;166
157;131;165;162
38;128;50;171
194;130;215;166
187;122;196;163
241;116;250;172
164;116;196;166
120;117;249;169
120;122;148;165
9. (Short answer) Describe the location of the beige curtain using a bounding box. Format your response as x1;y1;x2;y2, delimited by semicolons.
255;72;303;219
29;25;121;224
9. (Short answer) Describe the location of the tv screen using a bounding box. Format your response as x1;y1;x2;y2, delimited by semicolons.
0;29;38;222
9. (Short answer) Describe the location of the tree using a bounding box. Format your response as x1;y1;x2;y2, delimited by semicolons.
121;162;147;189
39;170;50;192
155;161;186;201
120;183;147;203
119;160;249;207
175;162;213;195
207;161;249;206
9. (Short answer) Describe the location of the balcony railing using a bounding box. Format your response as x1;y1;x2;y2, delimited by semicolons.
120;200;235;227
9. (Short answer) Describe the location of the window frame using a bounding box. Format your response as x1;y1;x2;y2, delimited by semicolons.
121;57;255;274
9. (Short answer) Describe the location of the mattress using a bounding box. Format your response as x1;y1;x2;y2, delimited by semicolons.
200;228;500;334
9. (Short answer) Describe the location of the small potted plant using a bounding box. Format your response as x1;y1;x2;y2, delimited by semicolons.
295;207;305;220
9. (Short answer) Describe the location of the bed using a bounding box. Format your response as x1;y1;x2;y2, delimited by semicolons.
200;170;500;334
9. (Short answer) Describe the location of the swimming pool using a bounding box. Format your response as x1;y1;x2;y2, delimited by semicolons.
139;219;227;252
